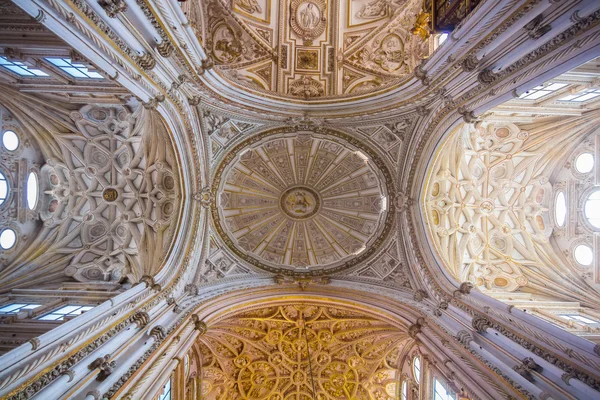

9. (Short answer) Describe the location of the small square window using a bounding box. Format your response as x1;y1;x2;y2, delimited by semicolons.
37;304;94;321
0;303;41;314
559;314;600;327
519;83;567;100
45;58;103;79
559;88;600;102
0;57;48;77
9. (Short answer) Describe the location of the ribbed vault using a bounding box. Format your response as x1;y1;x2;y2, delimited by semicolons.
190;301;411;399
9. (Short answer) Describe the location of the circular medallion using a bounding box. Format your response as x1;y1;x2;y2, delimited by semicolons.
212;128;394;275
102;188;118;202
280;186;320;219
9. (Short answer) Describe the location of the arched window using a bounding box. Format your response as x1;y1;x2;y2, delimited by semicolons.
0;171;7;206
401;380;408;400
413;356;421;384
2;130;19;151
184;354;190;377
0;228;16;249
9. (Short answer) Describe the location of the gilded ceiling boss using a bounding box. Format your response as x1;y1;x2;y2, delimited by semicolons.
0;0;600;399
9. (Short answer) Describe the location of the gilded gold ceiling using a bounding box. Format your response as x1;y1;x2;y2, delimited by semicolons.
195;303;408;399
190;0;429;100
212;129;393;274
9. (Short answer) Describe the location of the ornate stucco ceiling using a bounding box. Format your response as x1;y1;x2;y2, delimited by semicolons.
193;302;410;399
0;95;182;288
212;128;393;275
422;116;600;306
189;0;429;101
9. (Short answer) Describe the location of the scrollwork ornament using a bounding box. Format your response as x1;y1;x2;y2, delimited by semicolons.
456;330;473;346
98;0;127;18
192;315;207;335
156;41;174;58
471;315;491;332
27;337;40;351
135;53;156;70
414;64;429;85
194;187;213;208
461;54;479;72
454;282;474;297
131;311;150;328
413;289;428;302
408;318;424;338
150;325;167;340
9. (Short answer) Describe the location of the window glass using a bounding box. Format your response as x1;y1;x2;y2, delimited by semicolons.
519;83;567;100
37;305;94;321
559;88;600;102
0;57;48;76
0;172;7;206
413;356;421;384
585;191;600;228
555;191;566;227
27;172;38;210
575;153;594;173
2;130;19;151
560;314;600;327
434;378;457;400
158;378;171;400
46;58;103;79
0;228;16;249
439;33;448;45
574;244;593;266
0;303;40;314
401;380;408;400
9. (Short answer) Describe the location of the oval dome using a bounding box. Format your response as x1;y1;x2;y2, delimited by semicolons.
212;128;393;274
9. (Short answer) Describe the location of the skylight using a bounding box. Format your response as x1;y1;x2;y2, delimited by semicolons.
0;303;41;314
37;305;94;321
0;57;48;77
519;83;567;100
559;88;600;102
560;314;600;327
46;58;103;79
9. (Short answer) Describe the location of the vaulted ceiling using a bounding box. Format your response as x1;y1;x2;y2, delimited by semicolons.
189;0;429;101
189;301;413;399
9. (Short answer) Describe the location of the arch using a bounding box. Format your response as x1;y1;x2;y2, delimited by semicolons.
153;286;518;400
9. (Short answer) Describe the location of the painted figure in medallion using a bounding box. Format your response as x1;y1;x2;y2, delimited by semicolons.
355;0;388;19
298;3;320;29
235;0;262;14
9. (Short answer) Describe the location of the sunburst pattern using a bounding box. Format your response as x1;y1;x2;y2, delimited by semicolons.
215;133;389;271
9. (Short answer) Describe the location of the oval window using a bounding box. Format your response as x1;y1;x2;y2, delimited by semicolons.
0;171;7;206
0;228;16;249
2;130;18;151
575;153;594;174
585;191;600;229
26;172;38;210
574;245;593;266
555;191;566;227
413;356;421;384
